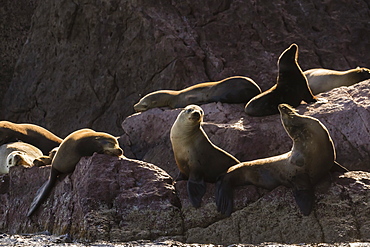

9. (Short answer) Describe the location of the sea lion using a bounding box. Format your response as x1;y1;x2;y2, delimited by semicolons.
33;147;59;167
134;76;262;112
304;67;370;95
216;104;348;216
0;121;62;155
0;142;43;174
170;105;240;208
27;129;123;217
245;44;317;116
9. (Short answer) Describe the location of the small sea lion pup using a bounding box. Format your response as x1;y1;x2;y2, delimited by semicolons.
170;105;240;208
27;129;123;217
245;44;317;116
216;104;348;216
0;142;43;174
304;67;370;95
33;147;59;167
134;76;262;112
0;121;62;155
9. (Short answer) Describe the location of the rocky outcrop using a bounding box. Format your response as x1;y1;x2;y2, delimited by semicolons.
0;80;369;244
2;0;370;136
0;155;370;244
121;80;370;177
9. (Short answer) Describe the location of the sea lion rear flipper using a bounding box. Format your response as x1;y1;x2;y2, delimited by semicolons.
27;168;59;217
215;178;234;216
330;161;349;173
187;178;206;208
291;173;314;216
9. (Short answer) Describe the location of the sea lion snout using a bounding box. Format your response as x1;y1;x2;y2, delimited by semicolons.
104;147;123;156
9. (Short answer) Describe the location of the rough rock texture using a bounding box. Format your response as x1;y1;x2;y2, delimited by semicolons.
0;157;370;244
0;154;182;242
0;0;37;103
1;0;370;136
121;80;370;177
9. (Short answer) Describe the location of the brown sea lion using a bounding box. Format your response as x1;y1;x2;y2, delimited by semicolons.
27;129;123;217
216;104;348;216
170;105;240;208
33;147;59;167
0;121;62;155
134;76;262;112
0;142;43;174
245;44;317;116
304;67;370;95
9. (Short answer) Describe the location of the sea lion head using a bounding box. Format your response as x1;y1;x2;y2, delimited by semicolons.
179;105;204;127
278;104;309;139
278;43;298;71
95;136;124;157
134;91;173;112
6;151;34;169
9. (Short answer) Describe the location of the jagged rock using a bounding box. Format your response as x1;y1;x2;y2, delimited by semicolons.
2;0;370;136
121;80;370;177
0;154;183;242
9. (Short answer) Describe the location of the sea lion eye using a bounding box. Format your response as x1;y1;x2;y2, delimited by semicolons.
185;108;193;113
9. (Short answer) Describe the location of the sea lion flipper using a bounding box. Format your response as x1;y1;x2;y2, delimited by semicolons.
187;178;206;208
175;171;188;181
27;168;59;217
293;188;315;216
215;179;234;216
291;173;314;216
331;161;349;173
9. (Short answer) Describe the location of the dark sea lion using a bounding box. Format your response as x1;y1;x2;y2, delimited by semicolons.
0;121;62;155
27;129;123;217
0;142;43;174
170;105;240;208
245;44;317;116
304;67;370;94
216;104;348;216
134;76;262;112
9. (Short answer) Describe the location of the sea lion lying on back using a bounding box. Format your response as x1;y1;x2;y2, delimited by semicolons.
170;105;240;208
0;121;62;155
245;44;317;116
134;76;261;112
27;129;123;217
304;67;370;94
217;104;348;216
0;142;43;174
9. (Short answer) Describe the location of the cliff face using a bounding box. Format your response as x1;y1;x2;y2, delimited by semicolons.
1;0;369;136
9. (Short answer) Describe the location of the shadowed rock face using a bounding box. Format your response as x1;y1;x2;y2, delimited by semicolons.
1;0;369;136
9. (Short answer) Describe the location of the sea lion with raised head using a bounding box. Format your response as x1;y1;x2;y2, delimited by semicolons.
170;105;240;208
217;104;348;216
304;67;370;95
245;44;317;116
0;142;43;174
134;76;262;112
27;129;123;217
0;121;62;155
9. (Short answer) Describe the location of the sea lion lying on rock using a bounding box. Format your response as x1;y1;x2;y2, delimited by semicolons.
134;76;261;112
27;129;123;217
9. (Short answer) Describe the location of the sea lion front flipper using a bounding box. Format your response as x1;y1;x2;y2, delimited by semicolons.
330;161;349;173
215;178;234;216
291;173;314;216
187;178;206;208
175;171;188;181
27;168;59;217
